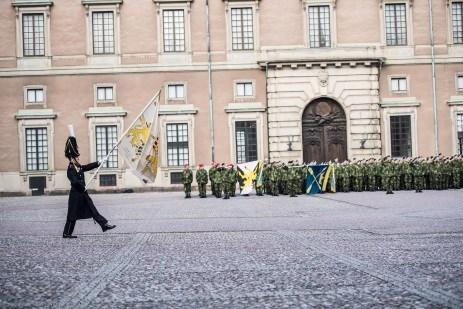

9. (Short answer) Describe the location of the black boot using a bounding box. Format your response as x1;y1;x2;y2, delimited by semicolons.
63;220;77;238
101;223;116;232
386;190;394;194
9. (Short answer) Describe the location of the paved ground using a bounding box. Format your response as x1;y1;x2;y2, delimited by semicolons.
1;190;463;308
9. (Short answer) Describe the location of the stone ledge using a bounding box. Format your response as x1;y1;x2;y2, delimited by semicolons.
11;0;53;7
159;104;198;115
15;109;57;120
85;106;127;118
380;97;421;108
447;96;463;106
224;102;266;113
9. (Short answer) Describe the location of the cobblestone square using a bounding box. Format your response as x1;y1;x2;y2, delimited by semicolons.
1;190;462;308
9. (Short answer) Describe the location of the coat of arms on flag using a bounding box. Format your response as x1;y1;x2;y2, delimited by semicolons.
237;160;263;195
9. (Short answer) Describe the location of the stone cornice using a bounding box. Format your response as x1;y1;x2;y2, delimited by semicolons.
380;97;421;108
15;109;57;120
85;106;127;118
259;58;384;69
224;102;265;113
159;104;198;115
81;0;123;5
447;95;463;106
153;0;193;3
11;0;53;7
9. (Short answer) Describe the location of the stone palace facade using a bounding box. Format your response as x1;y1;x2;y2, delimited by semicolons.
0;0;462;195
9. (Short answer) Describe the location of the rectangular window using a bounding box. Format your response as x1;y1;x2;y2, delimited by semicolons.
235;121;257;163
27;88;44;103
457;114;463;155
452;2;463;44
167;84;185;99
385;3;407;46
96;86;114;101
95;125;118;168
391;77;407;92
25;127;48;171
92;11;114;55
167;123;189;166
458;75;463;90
163;10;185;52
236;82;253;97
390;115;412;157
231;8;254;51
99;174;117;186
308;5;331;48
22;14;45;56
170;172;183;184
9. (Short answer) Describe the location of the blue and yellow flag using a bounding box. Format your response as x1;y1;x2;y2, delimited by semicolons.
305;164;336;194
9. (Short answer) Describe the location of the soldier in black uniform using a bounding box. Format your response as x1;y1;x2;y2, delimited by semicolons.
62;127;116;238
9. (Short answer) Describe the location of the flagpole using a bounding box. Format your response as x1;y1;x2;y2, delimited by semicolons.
85;90;161;191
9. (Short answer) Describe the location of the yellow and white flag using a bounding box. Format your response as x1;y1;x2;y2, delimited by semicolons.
118;91;160;183
237;160;262;195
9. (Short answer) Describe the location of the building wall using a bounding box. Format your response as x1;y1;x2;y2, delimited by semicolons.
0;0;462;194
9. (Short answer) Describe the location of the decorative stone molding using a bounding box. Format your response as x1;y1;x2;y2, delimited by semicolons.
224;102;266;113
380;97;421;108
159;104;198;115
11;0;53;7
85;106;127;118
447;96;463;106
15;109;57;120
81;0;122;5
258;58;384;70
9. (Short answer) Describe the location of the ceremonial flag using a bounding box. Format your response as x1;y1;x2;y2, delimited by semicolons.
118;91;161;183
305;163;336;194
237;160;262;195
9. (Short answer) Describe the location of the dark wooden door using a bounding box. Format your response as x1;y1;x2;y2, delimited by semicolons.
302;98;347;163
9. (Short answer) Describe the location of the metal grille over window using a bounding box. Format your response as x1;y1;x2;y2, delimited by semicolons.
99;174;117;186
236;82;253;97
92;12;115;54
96;125;118;168
231;8;254;50
235;121;257;163
452;2;463;44
22;14;45;56
97;87;114;101
163;10;185;52
308;5;331;48
457;114;463;155
26;128;48;171
390;115;412;158
385;3;407;46
27;89;44;103
167;123;189;166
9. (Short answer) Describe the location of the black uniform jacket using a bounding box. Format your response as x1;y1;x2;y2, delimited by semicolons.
66;161;100;221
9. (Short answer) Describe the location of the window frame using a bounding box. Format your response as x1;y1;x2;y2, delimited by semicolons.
302;0;337;49
235;120;258;164
389;75;409;94
457;113;463;155
450;1;463;44
22;13;46;57
166;122;189;167
24;85;47;108
234;80;255;101
380;0;413;47
91;11;116;55
95;124;119;169
389;114;412;158
225;1;260;53
25;127;49;171
382;107;417;158
307;5;331;48
457;73;463;92
94;83;117;106
165;82;187;103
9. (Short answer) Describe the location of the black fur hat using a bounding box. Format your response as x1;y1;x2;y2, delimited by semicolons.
65;136;80;160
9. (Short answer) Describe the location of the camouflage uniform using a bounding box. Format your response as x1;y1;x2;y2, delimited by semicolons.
209;164;217;196
213;166;224;198
412;159;425;193
223;166;235;199
195;166;208;198
382;160;394;194
269;164;279;196
287;164;298;197
182;167;193;198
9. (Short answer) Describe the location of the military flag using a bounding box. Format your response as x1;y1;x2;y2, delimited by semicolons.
117;91;161;183
305;163;336;194
237;160;263;195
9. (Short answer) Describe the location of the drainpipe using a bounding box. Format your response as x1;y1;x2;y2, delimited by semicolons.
428;0;439;154
265;62;271;161
206;0;215;162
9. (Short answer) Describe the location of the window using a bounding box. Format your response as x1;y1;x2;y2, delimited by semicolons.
385;3;407;46
92;11;114;55
308;5;331;48
170;172;183;184
391;77;407;92
452;2;463;44
25;128;48;171
231;8;254;50
458;75;463;90
26;88;44;103
458;114;463;155
236;82;253;97
22;13;45;56
167;84;185;100
95;125;118;168
167;123;189;166
163;10;185;52
96;86;114;102
235;121;257;163
100;174;116;186
390;115;411;157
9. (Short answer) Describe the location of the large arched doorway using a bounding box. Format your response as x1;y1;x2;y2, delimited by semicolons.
302;98;347;163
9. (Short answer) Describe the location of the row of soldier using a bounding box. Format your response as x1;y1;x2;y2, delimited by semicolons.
336;155;463;194
181;155;463;198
